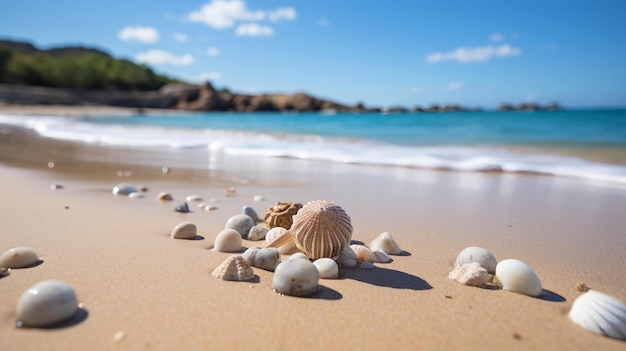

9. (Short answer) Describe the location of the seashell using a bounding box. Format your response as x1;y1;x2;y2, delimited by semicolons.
247;226;268;241
225;187;237;196
264;202;303;229
214;229;243;253
157;192;173;201
242;247;280;271
313;258;339;279
371;249;392;263
170;222;197;239
448;262;490;288
205;205;218;211
272;258;319;296
359;262;376;270
16;280;79;327
175;203;190;213
495;259;543;297
289;253;309;261
212;256;254;281
128;192;144;199
161;166;170;174
350;244;374;263
253;195;265;202
370;232;402;255
225;214;255;238
186;194;202;202
336;246;358;268
569;289;626;340
265;227;287;244
242;206;262;223
0;247;41;268
454;247;497;274
268;200;352;260
112;183;137;195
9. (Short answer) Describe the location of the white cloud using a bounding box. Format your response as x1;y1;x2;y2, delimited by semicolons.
444;81;464;91
135;50;194;66
426;44;521;63
317;18;330;27
268;7;296;22
118;26;159;43
489;32;505;42
236;23;274;37
173;33;189;42
188;0;264;29
206;47;220;56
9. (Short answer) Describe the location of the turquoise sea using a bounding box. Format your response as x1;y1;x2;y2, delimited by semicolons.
1;109;625;185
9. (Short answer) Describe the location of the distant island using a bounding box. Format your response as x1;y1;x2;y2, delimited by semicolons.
0;39;561;113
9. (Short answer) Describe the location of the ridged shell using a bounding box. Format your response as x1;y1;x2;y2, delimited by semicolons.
569;290;626;340
290;200;353;260
0;247;41;268
448;262;490;288
264;202;303;229
212;256;254;281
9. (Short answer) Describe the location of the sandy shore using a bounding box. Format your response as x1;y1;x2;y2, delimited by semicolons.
0;112;625;350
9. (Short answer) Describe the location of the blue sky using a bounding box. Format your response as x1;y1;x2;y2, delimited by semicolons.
1;0;625;108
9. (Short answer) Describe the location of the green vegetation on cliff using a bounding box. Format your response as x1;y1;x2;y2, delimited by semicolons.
0;39;179;91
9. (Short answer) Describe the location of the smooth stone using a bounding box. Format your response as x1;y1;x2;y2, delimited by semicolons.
16;280;79;327
253;195;265;202
289;253;309;261
313;258;339;279
242;206;262;223
214;229;243;253
495;259;543;297
175;203;190;213
247;226;268;241
272;259;320;296
225;214;255;238
243;247;280;271
186;194;202;202
128;192;144;199
170;222;197;239
112;183;137;195
454;247;497;274
157;192;173;201
0;247;41;268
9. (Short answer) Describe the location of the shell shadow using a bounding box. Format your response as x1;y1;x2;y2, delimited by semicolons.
10;260;44;269
342;267;432;291
38;308;89;329
350;240;365;246
399;251;412;257
539;289;566;302
187;235;205;241
276;286;342;300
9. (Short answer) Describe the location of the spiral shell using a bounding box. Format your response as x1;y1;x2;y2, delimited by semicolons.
290;200;353;260
211;256;254;281
264;202;303;229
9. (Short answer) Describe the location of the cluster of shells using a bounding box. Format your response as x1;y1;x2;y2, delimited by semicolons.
207;200;405;297
448;246;626;341
1;247;83;328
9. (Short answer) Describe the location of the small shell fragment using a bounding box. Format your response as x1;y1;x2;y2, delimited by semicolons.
50;184;64;190
212;256;254;281
272;259;319;296
370;232;402;255
371;249;392;263
0;247;41;269
186;195;202;202
170;222;197;239
448;262;490;288
16;280;80;327
313;258;339;279
495;259;543;297
214;229;243;253
569;289;626;340
454;247;497;274
128;192;144;199
157;192;174;201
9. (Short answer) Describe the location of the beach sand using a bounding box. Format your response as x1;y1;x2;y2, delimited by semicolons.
0;107;625;350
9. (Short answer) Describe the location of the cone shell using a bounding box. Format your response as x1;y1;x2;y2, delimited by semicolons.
264;202;303;229
569;289;626;340
448;262;490;288
289;200;353;260
212;256;254;281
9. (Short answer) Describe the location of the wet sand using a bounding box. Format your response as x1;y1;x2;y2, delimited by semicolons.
0;110;625;350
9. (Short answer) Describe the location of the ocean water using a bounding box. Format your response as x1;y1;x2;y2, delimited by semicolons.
1;109;625;185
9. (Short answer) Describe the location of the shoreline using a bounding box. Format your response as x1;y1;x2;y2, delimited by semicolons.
1;107;625;350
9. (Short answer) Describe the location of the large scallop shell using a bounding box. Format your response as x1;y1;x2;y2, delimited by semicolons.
289;200;353;260
264;202;303;229
211;256;255;281
569;289;626;340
